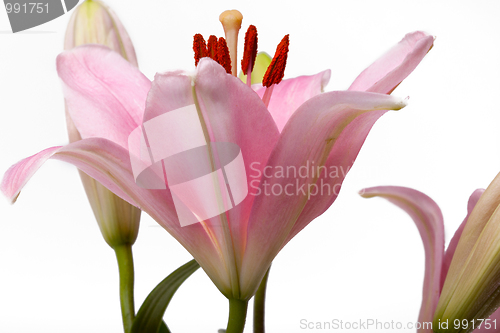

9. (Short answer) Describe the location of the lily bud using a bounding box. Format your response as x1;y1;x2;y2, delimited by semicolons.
64;0;141;248
64;0;137;66
434;172;500;332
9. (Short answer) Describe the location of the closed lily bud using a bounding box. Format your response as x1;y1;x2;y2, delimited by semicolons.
64;0;137;66
64;0;141;248
433;172;500;332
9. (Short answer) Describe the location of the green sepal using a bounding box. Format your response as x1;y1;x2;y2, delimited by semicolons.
131;259;200;333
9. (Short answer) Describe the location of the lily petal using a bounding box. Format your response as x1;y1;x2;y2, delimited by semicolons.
284;110;386;244
283;32;434;247
57;45;151;149
440;189;484;291
0;138;232;294
349;31;434;94
241;91;407;299
254;70;331;132
142;58;280;298
360;186;444;331
1;146;62;204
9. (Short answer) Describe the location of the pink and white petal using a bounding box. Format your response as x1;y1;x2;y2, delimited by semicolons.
142;58;280;298
440;189;484;291
254;70;331;131
57;45;151;148
359;186;444;332
240;91;407;299
1;147;62;203
349;31;434;94
284;110;386;245
282;32;434;249
1;139;232;294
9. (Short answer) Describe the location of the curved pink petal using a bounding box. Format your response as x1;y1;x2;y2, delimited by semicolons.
142;58;280;298
440;189;484;291
57;45;151;149
282;32;434;247
254;70;331;131
1;147;62;203
359;186;444;332
284;110;386;244
1;138;232;294
240;91;407;299
349;31;434;94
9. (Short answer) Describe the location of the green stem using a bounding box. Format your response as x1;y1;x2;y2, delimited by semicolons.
226;298;249;333
253;267;271;333
114;244;135;333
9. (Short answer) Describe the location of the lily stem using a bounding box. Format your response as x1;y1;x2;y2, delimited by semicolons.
253;266;271;333
226;298;249;333
114;244;135;333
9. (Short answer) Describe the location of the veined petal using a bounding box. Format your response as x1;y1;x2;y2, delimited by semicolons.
441;189;484;291
254;70;331;132
142;58;280;298
284;110;386;245
1;139;232;294
1;146;62;203
57;45;151;149
241;91;407;299
282;31;434;247
349;31;434;94
435;172;500;331
360;186;444;332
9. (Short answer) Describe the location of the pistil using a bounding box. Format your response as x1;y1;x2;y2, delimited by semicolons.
219;10;243;76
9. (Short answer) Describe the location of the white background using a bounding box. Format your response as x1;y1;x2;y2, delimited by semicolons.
1;0;500;332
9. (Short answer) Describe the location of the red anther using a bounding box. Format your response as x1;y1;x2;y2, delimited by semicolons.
262;34;289;87
217;37;232;74
207;35;219;61
241;25;258;75
193;33;208;66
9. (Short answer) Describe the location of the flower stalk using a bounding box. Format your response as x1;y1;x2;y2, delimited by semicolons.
253;267;271;333
115;244;135;333
226;298;249;333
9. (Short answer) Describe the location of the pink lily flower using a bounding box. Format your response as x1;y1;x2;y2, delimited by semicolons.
1;30;432;301
361;182;500;333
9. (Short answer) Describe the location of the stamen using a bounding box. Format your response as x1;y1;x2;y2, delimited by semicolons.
217;37;232;74
193;33;207;66
219;10;243;76
262;34;289;87
241;25;258;86
207;35;219;61
261;85;274;108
